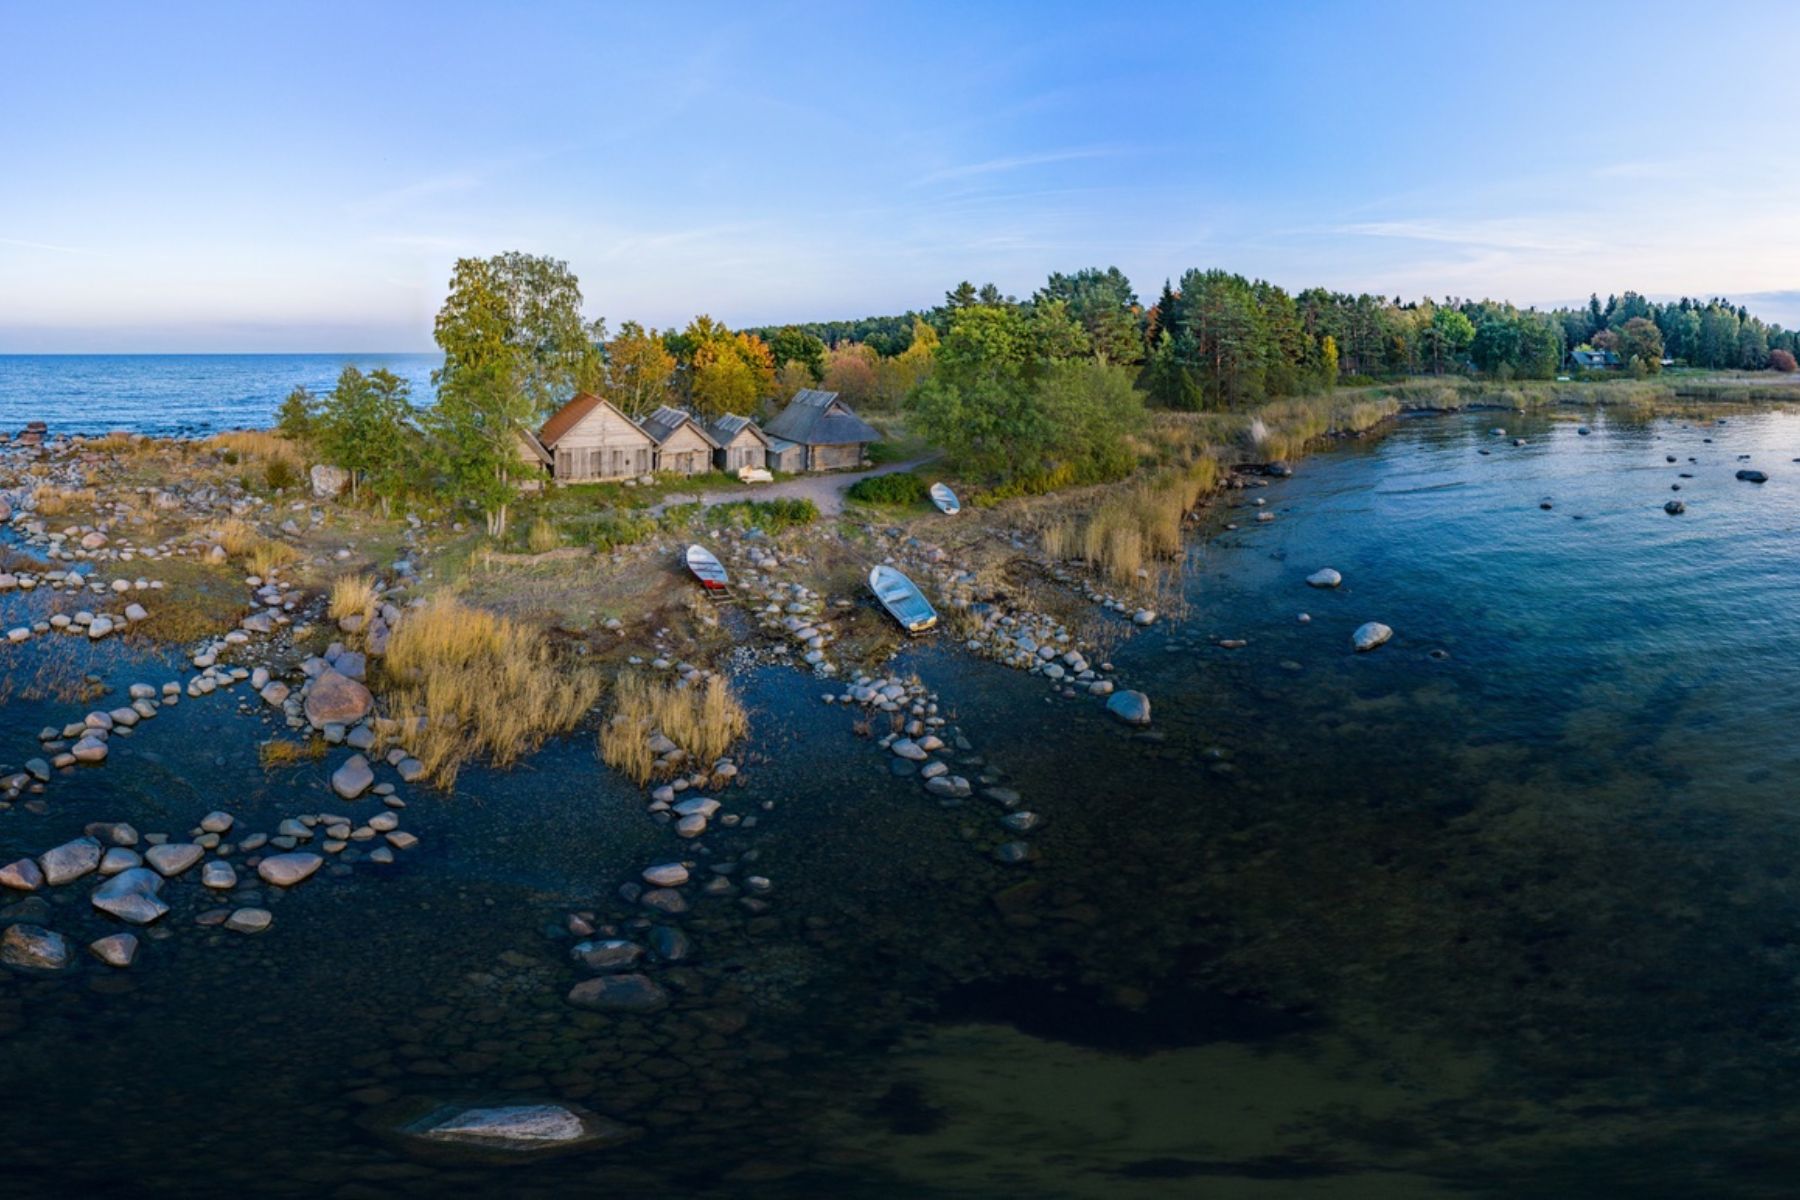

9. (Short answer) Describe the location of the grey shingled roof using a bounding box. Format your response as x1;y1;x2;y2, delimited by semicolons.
764;389;881;446
638;404;720;448
703;412;769;447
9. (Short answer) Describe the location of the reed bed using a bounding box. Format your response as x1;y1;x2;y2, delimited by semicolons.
599;671;748;785
380;595;602;788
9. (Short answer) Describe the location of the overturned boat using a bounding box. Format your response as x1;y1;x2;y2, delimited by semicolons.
685;544;730;593
869;565;938;634
929;482;961;515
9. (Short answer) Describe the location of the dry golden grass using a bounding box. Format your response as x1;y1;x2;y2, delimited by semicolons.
83;433;150;456
380;595;602;787
207;430;305;471
34;486;96;516
205;517;300;577
598;671;748;785
246;539;300;577
328;574;377;623
260;737;326;768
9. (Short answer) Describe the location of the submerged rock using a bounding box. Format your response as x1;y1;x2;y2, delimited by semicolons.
566;973;668;1013
378;1098;638;1162
1352;622;1393;652
1105;690;1152;726
0;923;71;971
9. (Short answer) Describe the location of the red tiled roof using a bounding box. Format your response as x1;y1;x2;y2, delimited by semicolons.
538;391;605;448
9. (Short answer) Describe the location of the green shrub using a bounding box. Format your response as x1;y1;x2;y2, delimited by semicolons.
707;498;818;532
585;511;658;552
847;471;928;506
264;458;301;491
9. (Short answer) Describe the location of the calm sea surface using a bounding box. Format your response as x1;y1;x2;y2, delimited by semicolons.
2;406;1799;1197
0;354;441;436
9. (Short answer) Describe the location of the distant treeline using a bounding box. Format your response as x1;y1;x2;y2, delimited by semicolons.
751;269;1800;413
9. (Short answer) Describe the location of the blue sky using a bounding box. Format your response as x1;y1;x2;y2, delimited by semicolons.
3;0;1797;351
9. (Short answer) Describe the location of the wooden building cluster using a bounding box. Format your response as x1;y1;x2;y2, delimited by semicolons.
517;389;879;485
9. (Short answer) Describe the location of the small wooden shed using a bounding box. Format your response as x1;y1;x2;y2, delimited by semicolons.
703;413;771;474
537;392;657;483
639;405;721;476
763;389;881;471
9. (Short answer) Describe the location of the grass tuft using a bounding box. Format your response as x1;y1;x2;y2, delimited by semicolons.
598;671;748;785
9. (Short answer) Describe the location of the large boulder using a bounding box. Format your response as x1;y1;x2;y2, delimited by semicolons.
305;670;373;728
310;463;350;499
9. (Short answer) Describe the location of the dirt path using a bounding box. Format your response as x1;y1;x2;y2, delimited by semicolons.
648;455;940;517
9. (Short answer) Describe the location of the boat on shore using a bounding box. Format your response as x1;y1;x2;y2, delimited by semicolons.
929;482;961;515
869;564;938;634
685;544;730;593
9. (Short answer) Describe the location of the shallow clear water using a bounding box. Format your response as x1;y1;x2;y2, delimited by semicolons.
0;354;441;436
4;408;1800;1198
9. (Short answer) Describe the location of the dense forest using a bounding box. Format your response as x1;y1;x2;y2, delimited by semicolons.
747;271;1800;414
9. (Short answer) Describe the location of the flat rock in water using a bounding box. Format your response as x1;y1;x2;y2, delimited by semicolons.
331;754;374;799
38;837;102;885
0;859;44;891
1306;568;1343;588
1737;469;1768;483
90;868;169;925
0;923;71;971
225;907;272;933
1105;690;1152;726
89;932;138;967
144;843;204;877
1352;621;1394;652
257;852;324;887
566;973;669;1013
378;1099;638;1162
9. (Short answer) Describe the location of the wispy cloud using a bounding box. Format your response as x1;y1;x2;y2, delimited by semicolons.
914;146;1135;186
345;173;482;218
1333;218;1600;254
0;236;96;255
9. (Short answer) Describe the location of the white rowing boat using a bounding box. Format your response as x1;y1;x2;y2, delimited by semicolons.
685;544;729;592
929;482;961;515
869;565;938;634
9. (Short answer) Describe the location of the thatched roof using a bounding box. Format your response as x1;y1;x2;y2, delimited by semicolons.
764;389;881;446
